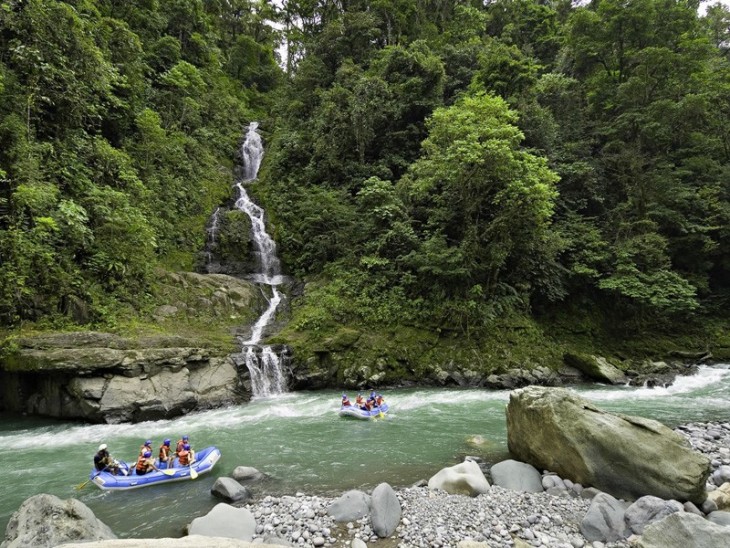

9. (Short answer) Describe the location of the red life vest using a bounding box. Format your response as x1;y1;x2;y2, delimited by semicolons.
376;396;383;405
342;398;351;406
178;449;190;466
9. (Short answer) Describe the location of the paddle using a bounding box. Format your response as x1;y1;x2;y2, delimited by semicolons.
75;465;108;490
189;464;198;480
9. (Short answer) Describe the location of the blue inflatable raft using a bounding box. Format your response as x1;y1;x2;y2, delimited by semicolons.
339;402;389;420
89;446;221;490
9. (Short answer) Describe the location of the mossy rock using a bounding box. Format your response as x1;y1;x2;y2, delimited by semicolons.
563;352;626;384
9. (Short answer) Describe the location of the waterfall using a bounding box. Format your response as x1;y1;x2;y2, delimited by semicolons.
204;207;221;268
235;122;287;398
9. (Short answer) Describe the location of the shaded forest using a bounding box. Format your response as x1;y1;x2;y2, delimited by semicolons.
1;0;729;353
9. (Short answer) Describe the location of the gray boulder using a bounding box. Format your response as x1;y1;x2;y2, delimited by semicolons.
579;492;630;542
231;466;265;483
506;386;710;503
327;490;371;522
428;460;490;497
370;483;401;538
706;511;730;526
624;496;684;534
636;512;730;547
489;460;543;493
211;477;252;503
1;494;116;548
188;503;255;541
563;353;626;384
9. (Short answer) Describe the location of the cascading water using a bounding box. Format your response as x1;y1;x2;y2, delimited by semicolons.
203;207;221;267
235;122;287;397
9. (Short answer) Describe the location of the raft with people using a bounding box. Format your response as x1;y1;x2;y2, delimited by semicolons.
88;446;222;490
339;391;389;420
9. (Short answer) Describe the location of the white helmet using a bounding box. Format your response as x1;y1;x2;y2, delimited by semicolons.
98;443;107;451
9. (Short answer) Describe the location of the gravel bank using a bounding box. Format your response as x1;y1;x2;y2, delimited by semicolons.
240;421;730;548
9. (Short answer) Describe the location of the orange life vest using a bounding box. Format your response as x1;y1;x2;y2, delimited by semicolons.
176;439;186;453
178;449;190;466
136;455;150;473
159;445;170;460
376;396;383;405
355;396;364;405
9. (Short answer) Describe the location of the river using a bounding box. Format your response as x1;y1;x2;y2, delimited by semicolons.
1;364;728;538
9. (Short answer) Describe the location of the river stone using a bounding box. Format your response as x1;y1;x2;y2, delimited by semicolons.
327;490;371;522
506;387;711;503
624;495;684;534
706;510;730;526
211;477;252;502
1;494;116;548
370;482;401;538
489;459;543;493
232;466;265;483
563;353;626;384
579;492;630;542
636;512;730;547
188;503;255;540
428;459;491;497
707;482;730;510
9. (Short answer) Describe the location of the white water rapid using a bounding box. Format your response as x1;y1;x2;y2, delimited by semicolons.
235;122;287;397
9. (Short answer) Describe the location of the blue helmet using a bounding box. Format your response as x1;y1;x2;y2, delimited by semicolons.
182;435;189;441
145;440;152;446
143;451;152;458
342;394;347;399
183;443;190;450
163;439;171;446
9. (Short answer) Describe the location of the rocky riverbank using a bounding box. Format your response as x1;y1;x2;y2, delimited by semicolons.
196;420;729;548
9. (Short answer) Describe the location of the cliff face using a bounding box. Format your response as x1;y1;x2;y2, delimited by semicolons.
0;332;249;423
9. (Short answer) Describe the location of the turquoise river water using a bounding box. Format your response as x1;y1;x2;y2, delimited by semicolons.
1;364;729;539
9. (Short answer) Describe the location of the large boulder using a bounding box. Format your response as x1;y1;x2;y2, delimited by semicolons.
188;504;255;541
563;353;626;384
636;512;730;548
624;496;684;534
506;386;710;503
1;494;116;548
428;460;490;497
327;490;371;522
489;460;543;493
579;492;630;542
370;483;401;538
211;477;252;503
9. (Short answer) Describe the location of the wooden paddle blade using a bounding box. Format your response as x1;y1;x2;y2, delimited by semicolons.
74;480;89;490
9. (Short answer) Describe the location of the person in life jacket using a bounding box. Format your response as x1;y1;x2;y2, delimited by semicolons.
158;439;172;468
341;394;351;407
135;450;155;475
375;394;384;406
176;435;189;454
177;443;195;466
355;393;365;409
139;439;152;456
93;444;120;475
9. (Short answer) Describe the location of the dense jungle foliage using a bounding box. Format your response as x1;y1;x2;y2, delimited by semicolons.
1;0;730;351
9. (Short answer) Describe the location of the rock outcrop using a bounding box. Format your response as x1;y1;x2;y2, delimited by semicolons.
1;494;116;548
0;332;246;422
635;512;730;548
506;386;711;503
